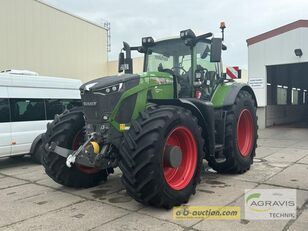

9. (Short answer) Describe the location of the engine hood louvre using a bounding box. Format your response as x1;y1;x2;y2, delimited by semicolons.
80;74;140;92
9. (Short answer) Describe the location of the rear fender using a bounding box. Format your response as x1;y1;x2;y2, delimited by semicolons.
211;82;257;108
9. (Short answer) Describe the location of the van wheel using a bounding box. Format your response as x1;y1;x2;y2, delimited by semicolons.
31;141;44;164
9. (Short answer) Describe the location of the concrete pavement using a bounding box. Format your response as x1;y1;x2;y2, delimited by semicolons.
0;126;307;231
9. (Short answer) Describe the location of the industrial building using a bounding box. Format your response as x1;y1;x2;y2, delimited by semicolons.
0;0;108;82
247;20;308;128
3;0;306;130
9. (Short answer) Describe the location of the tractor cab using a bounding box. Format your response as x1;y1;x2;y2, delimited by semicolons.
144;36;222;99
119;29;225;101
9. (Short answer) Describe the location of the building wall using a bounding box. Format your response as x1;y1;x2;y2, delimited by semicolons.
266;105;308;126
107;57;144;75
248;27;308;107
248;27;308;128
0;0;108;83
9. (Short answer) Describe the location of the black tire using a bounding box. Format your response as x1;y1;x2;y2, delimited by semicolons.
42;109;109;188
208;90;258;173
31;141;44;164
119;105;204;208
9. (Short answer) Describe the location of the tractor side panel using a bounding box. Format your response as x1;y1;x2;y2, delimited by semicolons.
110;72;174;132
211;82;257;108
211;83;232;108
110;80;149;131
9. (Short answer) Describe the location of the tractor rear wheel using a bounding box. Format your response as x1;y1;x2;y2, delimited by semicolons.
208;90;257;173
42;109;110;188
119;105;204;208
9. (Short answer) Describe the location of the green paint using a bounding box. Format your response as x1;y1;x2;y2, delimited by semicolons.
109;72;174;131
246;193;261;203
211;82;232;108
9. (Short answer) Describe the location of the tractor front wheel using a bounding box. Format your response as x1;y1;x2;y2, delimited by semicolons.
119;105;204;208
42;109;110;188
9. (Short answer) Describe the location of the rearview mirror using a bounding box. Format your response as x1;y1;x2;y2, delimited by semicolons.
118;52;125;73
210;38;222;62
118;42;133;74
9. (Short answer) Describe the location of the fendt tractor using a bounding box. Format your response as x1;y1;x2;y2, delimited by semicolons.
42;23;258;208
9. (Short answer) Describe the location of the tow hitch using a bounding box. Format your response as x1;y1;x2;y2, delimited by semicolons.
47;133;109;169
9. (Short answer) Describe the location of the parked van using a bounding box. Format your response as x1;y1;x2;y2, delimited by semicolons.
0;71;82;163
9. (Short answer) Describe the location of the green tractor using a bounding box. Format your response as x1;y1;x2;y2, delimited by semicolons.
42;24;258;208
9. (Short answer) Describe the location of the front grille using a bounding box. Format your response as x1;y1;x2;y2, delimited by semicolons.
82;90;122;124
115;94;137;123
79;74;140;125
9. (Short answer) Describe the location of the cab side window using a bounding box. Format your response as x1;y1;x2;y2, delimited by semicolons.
196;42;217;72
0;99;10;123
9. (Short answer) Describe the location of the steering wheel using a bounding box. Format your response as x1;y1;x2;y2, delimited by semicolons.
160;68;175;76
158;63;188;76
171;66;187;75
157;63;175;76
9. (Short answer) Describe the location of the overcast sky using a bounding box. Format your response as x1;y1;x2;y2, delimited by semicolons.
44;0;308;69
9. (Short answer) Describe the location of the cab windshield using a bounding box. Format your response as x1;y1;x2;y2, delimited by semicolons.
145;38;191;75
145;38;216;72
144;38;217;97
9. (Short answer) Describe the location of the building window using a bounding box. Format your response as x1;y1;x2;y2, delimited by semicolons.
291;88;299;105
0;99;10;123
277;86;287;105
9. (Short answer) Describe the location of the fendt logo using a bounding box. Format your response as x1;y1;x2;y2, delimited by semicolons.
244;189;296;220
83;102;97;106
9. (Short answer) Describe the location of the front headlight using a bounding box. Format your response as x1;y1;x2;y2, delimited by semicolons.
94;83;123;95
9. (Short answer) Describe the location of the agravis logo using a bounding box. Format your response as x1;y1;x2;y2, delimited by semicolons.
246;192;271;212
245;189;296;220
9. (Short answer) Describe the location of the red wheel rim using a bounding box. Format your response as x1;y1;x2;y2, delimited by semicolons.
163;127;197;190
72;130;100;174
237;109;254;157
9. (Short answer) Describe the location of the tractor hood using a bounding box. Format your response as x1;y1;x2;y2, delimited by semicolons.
80;74;140;92
80;74;140;125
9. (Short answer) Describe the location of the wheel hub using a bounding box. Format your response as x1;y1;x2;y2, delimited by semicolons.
163;126;197;190
164;145;182;168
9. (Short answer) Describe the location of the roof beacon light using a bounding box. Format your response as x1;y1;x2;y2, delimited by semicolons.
220;21;226;30
220;21;226;41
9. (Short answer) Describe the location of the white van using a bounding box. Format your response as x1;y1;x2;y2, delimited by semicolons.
0;71;82;163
